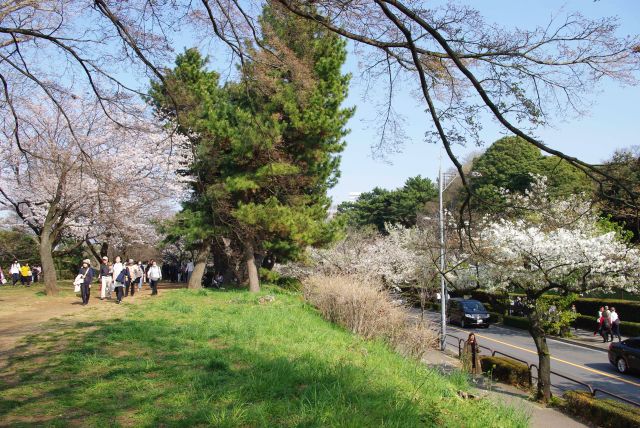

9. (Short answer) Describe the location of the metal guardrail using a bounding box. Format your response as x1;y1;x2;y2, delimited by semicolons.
444;333;640;408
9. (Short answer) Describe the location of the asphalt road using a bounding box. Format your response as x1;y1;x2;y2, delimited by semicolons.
414;309;640;403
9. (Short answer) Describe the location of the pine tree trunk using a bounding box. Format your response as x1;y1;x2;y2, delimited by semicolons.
188;244;210;289
39;225;58;296
243;241;260;293
528;309;552;402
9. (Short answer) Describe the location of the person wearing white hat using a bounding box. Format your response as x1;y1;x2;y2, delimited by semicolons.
78;259;94;305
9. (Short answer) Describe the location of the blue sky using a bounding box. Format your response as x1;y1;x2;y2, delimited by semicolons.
328;1;640;203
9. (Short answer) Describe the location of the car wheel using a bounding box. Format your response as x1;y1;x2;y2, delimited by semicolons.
460;319;465;328
616;357;628;374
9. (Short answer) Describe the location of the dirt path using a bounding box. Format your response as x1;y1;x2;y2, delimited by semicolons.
0;283;182;367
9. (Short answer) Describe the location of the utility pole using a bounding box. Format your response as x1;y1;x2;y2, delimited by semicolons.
438;163;447;351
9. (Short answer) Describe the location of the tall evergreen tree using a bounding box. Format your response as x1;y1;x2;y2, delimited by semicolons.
150;5;353;291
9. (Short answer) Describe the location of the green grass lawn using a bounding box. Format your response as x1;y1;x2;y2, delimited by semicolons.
0;287;528;427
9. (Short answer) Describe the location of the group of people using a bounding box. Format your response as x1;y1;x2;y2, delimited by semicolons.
0;260;41;286
594;305;622;343
76;257;162;305
161;261;195;283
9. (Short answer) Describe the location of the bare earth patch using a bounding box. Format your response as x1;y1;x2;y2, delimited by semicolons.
0;283;176;369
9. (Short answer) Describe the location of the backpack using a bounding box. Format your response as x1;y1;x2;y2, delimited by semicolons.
116;268;127;284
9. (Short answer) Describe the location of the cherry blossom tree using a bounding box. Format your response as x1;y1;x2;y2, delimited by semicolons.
449;177;640;402
277;225;432;289
0;96;189;295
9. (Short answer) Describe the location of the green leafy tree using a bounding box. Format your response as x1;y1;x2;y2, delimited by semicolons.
597;148;640;241
150;5;352;292
338;176;437;233
0;228;39;269
469;136;592;211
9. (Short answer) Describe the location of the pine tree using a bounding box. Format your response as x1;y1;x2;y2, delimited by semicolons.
150;5;353;291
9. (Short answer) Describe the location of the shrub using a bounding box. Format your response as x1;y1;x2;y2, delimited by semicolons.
489;312;503;323
503;315;530;330
303;275;438;359
562;391;640;428
575;314;640;337
574;314;597;331
572;298;640;323
620;320;640;337
480;356;531;388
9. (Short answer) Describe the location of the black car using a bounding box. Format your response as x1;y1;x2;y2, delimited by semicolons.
447;298;490;328
608;337;640;374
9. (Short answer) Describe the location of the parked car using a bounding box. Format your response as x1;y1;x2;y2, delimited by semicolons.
447;298;491;328
608;337;640;374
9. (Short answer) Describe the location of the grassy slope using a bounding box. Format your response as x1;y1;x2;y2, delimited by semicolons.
0;288;528;427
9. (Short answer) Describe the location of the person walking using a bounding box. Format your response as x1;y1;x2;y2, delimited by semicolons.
186;260;194;283
604;306;613;342
78;259;94;305
571;304;578;331
0;266;6;285
32;265;41;283
99;256;112;301
594;306;605;336
147;260;161;296
463;333;482;375
112;256;126;304
610;307;622;342
599;311;612;343
125;259;137;297
10;259;21;285
137;261;145;291
20;263;32;286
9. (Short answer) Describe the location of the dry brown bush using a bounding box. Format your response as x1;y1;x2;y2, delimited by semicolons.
303;275;438;359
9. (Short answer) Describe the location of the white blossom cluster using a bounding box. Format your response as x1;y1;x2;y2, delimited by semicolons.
276;225;431;289
450;176;640;295
0;97;192;249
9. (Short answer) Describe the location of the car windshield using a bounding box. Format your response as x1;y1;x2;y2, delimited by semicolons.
461;301;486;313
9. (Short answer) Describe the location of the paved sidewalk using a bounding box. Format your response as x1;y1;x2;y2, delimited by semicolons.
421;350;588;428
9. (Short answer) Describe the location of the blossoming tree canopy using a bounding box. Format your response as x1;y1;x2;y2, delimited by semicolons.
0;97;190;295
476;176;640;296
451;176;640;401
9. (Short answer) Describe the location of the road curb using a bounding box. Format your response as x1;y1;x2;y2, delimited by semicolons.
548;336;608;353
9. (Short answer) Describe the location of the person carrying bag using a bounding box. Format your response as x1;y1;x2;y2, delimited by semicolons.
113;263;129;304
76;259;94;305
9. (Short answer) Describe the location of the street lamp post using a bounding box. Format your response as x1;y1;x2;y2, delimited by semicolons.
436;167;481;351
438;166;447;351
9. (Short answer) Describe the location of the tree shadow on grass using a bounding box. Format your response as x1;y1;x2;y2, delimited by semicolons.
0;318;443;427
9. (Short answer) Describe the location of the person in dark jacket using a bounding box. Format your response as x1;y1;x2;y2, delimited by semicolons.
79;259;94;305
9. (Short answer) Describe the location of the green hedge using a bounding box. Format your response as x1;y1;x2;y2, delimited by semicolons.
480;356;531;388
503;315;530;330
489;311;503;323
620;321;640;337
575;314;598;331
573;298;640;324
562;391;640;428
575;314;640;337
